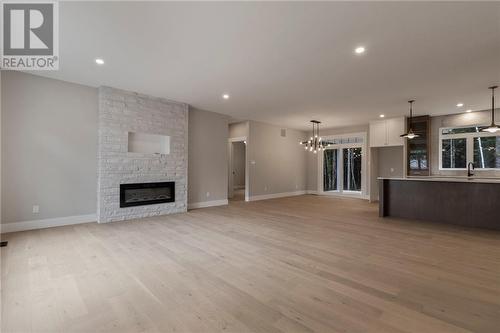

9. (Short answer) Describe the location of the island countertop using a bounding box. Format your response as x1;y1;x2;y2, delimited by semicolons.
379;177;500;230
378;176;500;184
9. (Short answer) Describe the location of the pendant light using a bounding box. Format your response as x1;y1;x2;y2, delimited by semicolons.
482;86;499;133
299;120;333;153
400;100;419;139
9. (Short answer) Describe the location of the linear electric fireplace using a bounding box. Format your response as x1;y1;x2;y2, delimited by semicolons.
120;182;175;207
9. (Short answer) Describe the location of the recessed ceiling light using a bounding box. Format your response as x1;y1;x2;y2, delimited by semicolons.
379;114;385;118
466;109;472;113
456;103;464;107
95;58;104;65
355;46;365;54
222;94;230;100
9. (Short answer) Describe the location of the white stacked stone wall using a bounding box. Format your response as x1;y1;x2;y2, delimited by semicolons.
97;86;188;223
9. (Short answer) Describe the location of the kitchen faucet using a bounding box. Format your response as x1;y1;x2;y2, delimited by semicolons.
467;162;475;177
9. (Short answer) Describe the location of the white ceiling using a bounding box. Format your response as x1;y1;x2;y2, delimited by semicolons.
34;1;500;130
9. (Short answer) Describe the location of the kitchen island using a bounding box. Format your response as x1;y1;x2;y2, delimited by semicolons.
379;177;500;230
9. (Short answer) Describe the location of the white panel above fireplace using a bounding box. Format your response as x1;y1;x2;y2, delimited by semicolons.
128;132;170;155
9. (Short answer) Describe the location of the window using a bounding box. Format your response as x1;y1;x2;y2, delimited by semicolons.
441;126;489;135
474;136;500;169
442;138;467;169
439;126;500;170
329;137;364;145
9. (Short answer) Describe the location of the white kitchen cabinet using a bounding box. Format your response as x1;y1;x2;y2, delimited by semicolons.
369;120;387;147
369;117;405;147
385;117;405;146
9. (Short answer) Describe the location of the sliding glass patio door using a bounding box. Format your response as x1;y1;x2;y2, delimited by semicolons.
323;149;338;191
321;144;364;195
343;147;362;192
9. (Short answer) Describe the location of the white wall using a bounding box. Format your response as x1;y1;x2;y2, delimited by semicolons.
247;121;308;199
369;145;405;201
229;121;249;139
1;71;98;225
188;107;229;206
0;71;2;224
377;146;404;178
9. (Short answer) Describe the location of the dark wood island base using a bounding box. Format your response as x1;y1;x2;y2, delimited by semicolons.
379;178;500;230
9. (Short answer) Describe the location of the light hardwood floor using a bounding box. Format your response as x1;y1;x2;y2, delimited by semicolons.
1;195;500;333
230;189;245;202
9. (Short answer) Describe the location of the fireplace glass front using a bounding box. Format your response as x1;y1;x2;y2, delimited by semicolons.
120;182;175;207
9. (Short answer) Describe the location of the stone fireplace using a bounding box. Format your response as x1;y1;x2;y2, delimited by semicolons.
97;87;188;223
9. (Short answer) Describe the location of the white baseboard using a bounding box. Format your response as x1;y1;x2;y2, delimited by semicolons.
248;190;307;201
1;214;97;233
306;190;318;195
188;199;228;210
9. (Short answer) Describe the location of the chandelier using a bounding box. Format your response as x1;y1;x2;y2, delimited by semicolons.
300;120;333;153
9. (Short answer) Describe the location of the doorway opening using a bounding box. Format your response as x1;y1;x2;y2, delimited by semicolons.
228;138;247;201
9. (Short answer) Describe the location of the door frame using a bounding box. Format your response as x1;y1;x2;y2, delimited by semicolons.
228;137;248;201
317;132;368;198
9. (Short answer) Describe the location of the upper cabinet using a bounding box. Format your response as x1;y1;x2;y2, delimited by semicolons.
369;120;387;147
386;117;405;146
369;117;405;147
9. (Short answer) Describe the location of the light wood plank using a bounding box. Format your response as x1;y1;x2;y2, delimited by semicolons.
2;195;499;332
